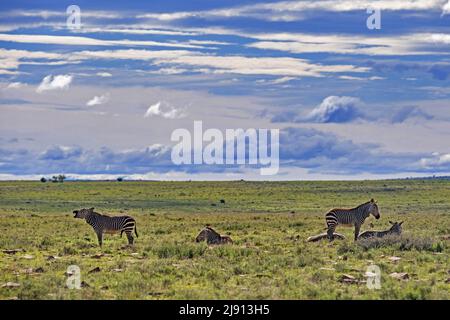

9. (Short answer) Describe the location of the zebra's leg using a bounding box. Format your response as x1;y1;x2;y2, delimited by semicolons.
327;225;336;241
354;224;361;241
96;231;103;247
125;231;134;245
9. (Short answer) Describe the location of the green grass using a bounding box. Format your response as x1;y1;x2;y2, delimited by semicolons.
0;179;449;299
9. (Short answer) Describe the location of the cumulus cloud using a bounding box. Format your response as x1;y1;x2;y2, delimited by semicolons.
36;74;73;93
391;106;433;123
420;152;450;169
306;96;362;123
86;94;109;106
144;101;186;119
442;0;450;15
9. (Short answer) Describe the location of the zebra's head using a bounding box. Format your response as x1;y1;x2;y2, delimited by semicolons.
220;235;233;244
389;221;403;234
73;207;94;219
368;199;380;219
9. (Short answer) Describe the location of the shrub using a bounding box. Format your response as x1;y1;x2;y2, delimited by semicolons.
153;243;207;259
357;234;445;252
337;242;360;255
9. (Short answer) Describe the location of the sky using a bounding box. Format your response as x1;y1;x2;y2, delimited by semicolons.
0;0;450;180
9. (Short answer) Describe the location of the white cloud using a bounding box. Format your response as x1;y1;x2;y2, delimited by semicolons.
187;40;231;46
81;26;197;36
420;152;450;168
36;74;73;93
96;72;112;77
144;101;186;119
252;0;446;12
0;48;73;74
152;54;369;77
0;69;21;75
69;49;368;77
0;33;202;49
442;1;450;15
136;1;447;22
0;10;123;19
247;32;450;56
153;67;190;75
339;75;385;81
86;94;109;106
6;82;26;89
272;76;296;84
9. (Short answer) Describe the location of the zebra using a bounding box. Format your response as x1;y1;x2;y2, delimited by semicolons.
325;199;380;241
73;207;138;247
358;221;403;239
195;226;233;245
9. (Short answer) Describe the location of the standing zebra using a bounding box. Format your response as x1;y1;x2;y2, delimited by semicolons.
325;199;380;241
73;208;138;247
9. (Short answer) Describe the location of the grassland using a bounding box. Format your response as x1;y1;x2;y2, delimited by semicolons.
0;179;449;300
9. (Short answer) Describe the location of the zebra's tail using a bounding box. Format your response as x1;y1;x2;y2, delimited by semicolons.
120;230;124;238
134;224;139;238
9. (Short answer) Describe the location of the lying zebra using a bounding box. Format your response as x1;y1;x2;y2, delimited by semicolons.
358;221;403;239
73;207;138;247
195;226;232;245
325;198;380;241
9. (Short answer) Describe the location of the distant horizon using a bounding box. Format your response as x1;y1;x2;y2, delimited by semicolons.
1;173;449;182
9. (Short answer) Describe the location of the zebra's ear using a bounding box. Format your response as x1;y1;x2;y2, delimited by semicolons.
370;198;374;203
89;207;94;212
399;221;404;226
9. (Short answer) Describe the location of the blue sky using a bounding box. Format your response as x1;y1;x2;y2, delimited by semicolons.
1;0;450;180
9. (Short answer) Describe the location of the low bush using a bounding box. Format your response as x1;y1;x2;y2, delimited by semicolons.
357;234;445;252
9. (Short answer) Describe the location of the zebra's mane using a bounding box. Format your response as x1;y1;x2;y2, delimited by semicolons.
389;222;400;230
205;226;221;237
88;210;111;218
356;201;372;209
337;201;372;211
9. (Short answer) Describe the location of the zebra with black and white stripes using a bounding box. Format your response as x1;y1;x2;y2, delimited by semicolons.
358;221;403;239
325;199;380;241
195;226;233;245
73;207;138;247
